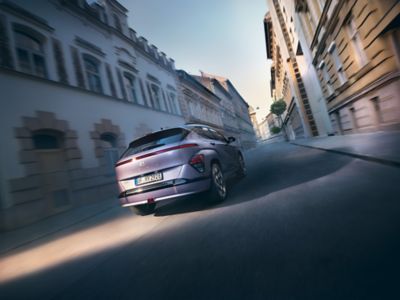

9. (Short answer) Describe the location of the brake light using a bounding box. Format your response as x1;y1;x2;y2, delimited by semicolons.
189;154;205;173
136;143;198;160
115;158;132;167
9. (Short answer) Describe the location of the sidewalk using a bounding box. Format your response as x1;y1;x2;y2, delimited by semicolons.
0;198;118;255
291;130;400;167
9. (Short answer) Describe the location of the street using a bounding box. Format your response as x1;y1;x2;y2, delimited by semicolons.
1;142;400;299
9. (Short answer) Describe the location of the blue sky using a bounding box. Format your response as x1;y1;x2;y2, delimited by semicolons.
120;0;272;120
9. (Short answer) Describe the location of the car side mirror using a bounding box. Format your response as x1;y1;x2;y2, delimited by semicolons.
227;136;236;144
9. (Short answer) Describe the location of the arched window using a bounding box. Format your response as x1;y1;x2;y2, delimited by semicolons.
33;130;63;149
14;28;47;78
123;73;138;103
83;54;103;93
100;133;119;175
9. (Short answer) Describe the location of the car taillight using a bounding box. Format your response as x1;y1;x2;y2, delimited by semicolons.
189;154;205;173
136;143;198;160
115;158;132;167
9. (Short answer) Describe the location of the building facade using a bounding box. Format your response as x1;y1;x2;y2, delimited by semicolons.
0;0;185;230
195;72;257;149
298;0;400;134
193;73;240;141
265;2;325;139
258;117;270;140
265;0;400;138
249;106;261;140
176;70;224;130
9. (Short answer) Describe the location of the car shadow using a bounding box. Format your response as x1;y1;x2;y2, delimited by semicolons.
154;142;353;217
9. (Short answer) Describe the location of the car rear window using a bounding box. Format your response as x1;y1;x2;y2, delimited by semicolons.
121;128;189;158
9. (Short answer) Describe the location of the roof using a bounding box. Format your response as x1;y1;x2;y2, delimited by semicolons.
192;75;232;100
109;0;128;13
199;71;250;108
176;70;221;102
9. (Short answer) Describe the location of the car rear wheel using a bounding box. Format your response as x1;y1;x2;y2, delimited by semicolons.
208;163;227;203
129;203;156;216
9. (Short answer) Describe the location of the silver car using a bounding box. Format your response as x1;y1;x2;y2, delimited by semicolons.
115;124;246;215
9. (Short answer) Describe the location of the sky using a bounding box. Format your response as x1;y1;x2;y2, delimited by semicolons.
119;0;272;121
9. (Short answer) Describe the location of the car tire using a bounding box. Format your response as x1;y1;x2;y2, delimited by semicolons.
208;163;227;203
236;154;246;178
129;203;156;216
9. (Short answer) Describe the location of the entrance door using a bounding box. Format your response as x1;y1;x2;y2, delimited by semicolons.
33;131;70;213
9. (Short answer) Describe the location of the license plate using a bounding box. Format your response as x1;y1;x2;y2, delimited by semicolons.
135;172;163;186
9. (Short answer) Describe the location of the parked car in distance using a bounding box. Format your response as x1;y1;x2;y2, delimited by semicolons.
115;124;246;215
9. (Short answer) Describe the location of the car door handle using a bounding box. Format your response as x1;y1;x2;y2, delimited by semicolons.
210;142;215;145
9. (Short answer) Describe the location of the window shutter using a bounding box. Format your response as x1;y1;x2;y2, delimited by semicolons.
0;15;14;69
71;46;85;88
52;38;68;84
116;67;127;100
106;63;117;97
139;78;148;106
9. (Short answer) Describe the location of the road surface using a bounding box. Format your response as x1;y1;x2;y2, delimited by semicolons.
1;142;400;299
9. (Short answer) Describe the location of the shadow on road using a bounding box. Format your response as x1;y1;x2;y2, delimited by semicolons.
154;142;353;217
2;142;400;299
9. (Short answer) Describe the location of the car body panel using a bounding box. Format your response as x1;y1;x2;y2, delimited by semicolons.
115;124;244;211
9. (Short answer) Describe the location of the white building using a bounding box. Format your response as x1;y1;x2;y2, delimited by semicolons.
195;72;257;149
0;0;185;230
176;70;224;130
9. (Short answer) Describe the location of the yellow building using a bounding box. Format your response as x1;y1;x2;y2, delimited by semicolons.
296;0;400;134
264;12;304;139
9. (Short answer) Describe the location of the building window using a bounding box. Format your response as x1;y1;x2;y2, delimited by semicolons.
14;30;47;78
334;111;343;134
33;132;62;149
113;14;122;32
168;92;178;114
123;73;138;103
347;16;367;68
187;100;192;116
349;107;358;130
150;84;161;110
328;42;346;86
371;97;382;124
318;60;334;96
83;54;103;93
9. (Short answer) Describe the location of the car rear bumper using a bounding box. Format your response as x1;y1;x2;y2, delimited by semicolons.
119;177;211;207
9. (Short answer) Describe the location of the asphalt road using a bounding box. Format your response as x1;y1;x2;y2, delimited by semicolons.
1;142;400;299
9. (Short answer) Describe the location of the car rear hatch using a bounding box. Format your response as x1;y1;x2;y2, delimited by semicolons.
115;128;199;191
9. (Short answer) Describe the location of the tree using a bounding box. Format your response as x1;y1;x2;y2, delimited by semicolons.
270;99;288;141
270;126;281;134
270;99;287;116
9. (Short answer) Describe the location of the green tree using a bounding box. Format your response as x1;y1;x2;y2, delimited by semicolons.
270;126;281;134
270;99;288;141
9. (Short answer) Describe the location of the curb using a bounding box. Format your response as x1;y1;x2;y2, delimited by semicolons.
291;142;400;168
